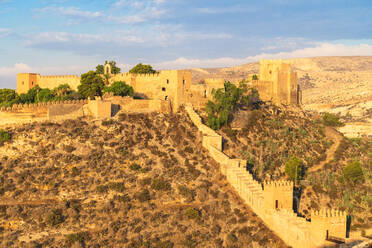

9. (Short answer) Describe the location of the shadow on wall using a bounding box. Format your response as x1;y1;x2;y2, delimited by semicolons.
112;104;121;116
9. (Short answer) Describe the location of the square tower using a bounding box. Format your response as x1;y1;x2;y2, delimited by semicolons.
17;73;39;94
256;60;300;105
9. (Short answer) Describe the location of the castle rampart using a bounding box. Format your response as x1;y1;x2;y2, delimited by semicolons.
184;103;347;248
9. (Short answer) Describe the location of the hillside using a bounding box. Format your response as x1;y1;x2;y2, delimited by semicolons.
202;103;372;234
0;112;287;248
191;56;372;137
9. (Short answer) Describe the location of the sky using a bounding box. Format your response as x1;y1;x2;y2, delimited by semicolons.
1;0;372;88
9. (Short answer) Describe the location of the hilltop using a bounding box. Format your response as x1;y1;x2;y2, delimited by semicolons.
191;56;372;137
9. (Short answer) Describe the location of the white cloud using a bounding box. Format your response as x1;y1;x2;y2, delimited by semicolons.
25;31;144;47
196;5;259;14
0;28;12;38
110;0;167;23
35;6;103;20
24;27;232;50
153;43;372;69
113;0;165;8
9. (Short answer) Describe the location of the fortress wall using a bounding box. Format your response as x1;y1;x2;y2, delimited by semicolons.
184;104;347;248
252;80;274;102
189;84;208;109
48;103;85;121
104;95;171;113
38;75;81;91
0;100;88;125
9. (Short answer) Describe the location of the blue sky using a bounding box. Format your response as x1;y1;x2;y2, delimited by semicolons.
1;0;372;88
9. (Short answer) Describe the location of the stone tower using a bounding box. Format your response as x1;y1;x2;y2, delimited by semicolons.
263;180;294;211
104;62;112;75
253;59;301;105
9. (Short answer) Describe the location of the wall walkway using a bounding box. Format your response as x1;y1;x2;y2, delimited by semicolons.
184;104;347;248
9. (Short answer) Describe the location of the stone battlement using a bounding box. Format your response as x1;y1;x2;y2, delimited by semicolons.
264;180;293;188
311;209;347;219
184;104;347;248
0;99;87;112
39;75;79;78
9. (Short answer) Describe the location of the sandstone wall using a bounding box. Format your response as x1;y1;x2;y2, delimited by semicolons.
0;100;88;126
38;75;80;91
184;104;347;248
105;95;171;113
48;103;85;121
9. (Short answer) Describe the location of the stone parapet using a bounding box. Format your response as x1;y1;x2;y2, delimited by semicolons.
184;104;347;248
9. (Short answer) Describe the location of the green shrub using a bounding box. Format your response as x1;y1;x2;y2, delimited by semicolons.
184;208;200;219
245;110;263;129
0;130;11;145
182;238;196;248
151;178;171;191
178;185;195;200
129;163;142;171
108;182;125;192
65;232;89;245
135;189;150;202
285;156;304;183
322;112;344;127
343;161;364;185
96;185;109;193
71;167;79;177
46;209;64;226
113;194;130;203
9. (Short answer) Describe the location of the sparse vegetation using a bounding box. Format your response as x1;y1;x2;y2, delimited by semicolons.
0;112;292;247
206;81;260;130
322;112;344;127
285;156;304;183
104;81;134;97
0;129;11;145
342;161;364;185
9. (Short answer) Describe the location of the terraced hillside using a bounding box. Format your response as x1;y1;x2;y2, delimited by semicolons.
0;111;287;248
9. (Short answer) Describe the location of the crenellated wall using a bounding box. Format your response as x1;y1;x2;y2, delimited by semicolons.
17;70;191;112
38;75;80;91
184;103;347;248
0;100;88;125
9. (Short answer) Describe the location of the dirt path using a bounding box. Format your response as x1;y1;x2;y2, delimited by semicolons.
308;127;343;173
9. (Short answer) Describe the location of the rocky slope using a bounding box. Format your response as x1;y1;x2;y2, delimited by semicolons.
191;56;372;137
0;112;287;248
206;104;371;234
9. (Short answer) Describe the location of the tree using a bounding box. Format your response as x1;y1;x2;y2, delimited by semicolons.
0;89;18;107
104;81;134;97
78;71;105;99
38;88;54;102
18;86;40;104
205;81;260;130
285;156;304;184
252;74;258;80
343;161;364;185
129;63;157;74
0;89;17;103
96;65;104;74
53;84;71;97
